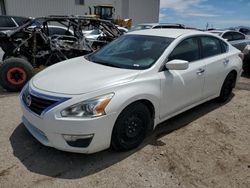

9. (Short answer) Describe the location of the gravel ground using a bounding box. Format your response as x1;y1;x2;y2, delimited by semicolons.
0;74;250;188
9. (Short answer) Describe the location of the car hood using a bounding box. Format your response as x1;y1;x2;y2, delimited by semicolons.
32;56;140;95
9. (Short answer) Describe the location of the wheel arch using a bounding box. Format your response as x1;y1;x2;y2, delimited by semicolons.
111;96;158;133
227;69;238;87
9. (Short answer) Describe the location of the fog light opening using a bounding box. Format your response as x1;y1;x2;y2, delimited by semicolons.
63;134;94;148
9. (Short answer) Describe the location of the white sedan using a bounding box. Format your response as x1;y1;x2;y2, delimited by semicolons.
20;29;243;153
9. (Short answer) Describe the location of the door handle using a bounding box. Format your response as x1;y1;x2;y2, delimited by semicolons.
196;68;205;75
223;59;229;65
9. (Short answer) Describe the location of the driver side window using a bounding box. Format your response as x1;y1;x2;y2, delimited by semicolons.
168;37;200;62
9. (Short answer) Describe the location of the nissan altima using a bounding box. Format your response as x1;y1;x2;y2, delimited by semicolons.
20;29;243;153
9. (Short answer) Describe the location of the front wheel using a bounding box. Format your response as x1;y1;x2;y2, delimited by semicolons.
111;102;152;151
0;58;34;92
217;72;236;102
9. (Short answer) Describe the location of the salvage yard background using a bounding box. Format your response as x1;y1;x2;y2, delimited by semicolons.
0;56;249;187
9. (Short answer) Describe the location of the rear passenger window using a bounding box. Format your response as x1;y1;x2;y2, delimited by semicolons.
222;32;233;41
232;32;245;40
168;38;200;62
221;41;229;53
201;36;222;58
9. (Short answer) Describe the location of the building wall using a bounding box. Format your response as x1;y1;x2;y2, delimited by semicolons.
128;0;160;25
4;0;117;17
3;0;159;25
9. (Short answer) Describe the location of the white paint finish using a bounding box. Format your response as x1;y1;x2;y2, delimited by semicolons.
32;56;140;95
20;29;242;153
159;61;206;119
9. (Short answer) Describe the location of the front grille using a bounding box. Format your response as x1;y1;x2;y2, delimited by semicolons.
26;95;58;115
22;87;59;116
21;85;70;116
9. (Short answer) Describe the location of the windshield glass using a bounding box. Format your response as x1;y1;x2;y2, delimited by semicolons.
88;35;174;70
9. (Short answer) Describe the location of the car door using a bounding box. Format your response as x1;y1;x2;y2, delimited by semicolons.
159;37;205;119
200;36;229;98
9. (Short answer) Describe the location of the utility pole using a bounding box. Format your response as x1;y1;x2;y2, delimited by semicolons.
0;0;6;15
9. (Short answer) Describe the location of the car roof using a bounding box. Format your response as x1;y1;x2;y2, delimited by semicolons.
127;29;205;39
137;23;184;27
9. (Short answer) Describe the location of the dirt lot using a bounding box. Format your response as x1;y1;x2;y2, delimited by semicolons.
0;74;250;188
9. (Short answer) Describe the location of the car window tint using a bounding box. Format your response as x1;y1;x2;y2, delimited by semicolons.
201;36;222;58
232;32;245;40
91;35;173;69
239;28;250;35
222;32;233;41
168;38;200;62
0;17;16;27
13;17;29;26
221;41;229;53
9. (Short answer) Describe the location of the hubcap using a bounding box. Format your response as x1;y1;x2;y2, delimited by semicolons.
6;67;27;85
124;115;144;139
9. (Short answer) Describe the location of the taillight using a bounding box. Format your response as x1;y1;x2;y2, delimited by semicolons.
239;53;244;61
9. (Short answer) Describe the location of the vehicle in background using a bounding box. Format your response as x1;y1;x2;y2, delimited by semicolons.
129;23;186;32
117;26;128;34
20;29;242;154
0;15;30;31
0;16;122;92
83;26;127;40
86;5;132;29
228;26;250;37
209;30;250;71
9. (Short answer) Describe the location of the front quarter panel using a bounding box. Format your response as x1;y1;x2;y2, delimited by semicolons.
105;72;161;127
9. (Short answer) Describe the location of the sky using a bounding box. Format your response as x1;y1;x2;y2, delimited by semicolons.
159;0;250;29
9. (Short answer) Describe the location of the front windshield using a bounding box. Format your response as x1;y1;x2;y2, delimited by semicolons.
88;35;173;70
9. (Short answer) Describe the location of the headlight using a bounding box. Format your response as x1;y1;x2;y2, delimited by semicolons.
61;93;114;118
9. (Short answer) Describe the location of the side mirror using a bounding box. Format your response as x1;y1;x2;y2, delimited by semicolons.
165;59;189;70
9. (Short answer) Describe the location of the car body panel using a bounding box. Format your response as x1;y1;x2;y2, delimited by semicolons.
32;56;140;95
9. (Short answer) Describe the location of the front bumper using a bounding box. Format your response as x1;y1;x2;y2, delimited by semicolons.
21;99;117;154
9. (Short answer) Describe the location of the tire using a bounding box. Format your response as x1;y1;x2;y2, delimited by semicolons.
217;72;236;102
111;102;152;151
0;58;34;92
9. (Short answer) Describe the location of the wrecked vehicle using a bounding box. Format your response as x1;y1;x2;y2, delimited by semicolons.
0;16;122;91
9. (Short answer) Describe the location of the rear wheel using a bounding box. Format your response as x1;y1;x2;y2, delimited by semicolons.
111;102;151;151
0;58;34;92
217;72;236;102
